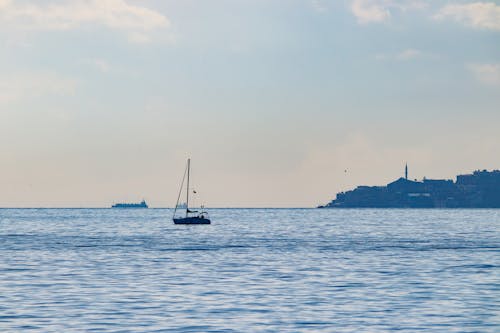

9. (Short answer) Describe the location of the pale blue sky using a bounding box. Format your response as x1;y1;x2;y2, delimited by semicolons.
1;0;499;207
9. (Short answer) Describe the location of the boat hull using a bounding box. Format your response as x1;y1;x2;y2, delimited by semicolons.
173;217;211;225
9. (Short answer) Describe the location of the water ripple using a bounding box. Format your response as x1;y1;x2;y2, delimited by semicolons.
0;208;499;332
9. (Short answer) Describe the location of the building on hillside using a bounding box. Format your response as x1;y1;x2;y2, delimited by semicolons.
320;167;500;208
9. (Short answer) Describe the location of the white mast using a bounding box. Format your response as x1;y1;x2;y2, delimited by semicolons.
186;158;190;218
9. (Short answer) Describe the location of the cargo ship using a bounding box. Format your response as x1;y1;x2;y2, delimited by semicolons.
111;200;148;208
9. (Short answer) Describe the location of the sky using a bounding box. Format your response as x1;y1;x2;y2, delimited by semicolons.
0;0;499;208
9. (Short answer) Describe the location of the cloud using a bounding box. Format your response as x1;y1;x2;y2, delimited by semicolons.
350;0;427;24
81;58;111;73
351;0;390;23
0;0;169;42
376;48;426;61
434;2;500;31
395;48;422;60
467;63;500;85
311;0;328;13
0;72;77;105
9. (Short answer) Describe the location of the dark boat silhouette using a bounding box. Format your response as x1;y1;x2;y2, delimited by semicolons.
112;200;148;208
173;159;211;225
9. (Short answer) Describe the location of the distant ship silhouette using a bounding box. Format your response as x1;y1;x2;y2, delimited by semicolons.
112;200;148;208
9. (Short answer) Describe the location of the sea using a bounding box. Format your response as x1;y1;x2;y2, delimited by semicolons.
0;208;498;332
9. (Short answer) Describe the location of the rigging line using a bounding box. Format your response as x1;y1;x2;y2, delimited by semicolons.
173;160;188;219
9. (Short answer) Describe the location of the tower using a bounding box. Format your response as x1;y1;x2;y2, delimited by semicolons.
405;163;408;180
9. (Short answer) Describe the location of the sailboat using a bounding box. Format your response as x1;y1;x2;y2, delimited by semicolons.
173;159;211;225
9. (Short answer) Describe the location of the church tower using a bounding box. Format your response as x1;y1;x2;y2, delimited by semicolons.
405;163;408;180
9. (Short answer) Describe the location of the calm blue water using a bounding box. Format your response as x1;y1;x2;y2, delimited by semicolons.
0;208;498;332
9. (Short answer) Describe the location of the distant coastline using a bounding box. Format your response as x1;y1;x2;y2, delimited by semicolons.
320;168;500;209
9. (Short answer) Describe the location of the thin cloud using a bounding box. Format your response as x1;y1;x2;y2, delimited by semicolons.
434;2;500;31
376;48;427;61
311;0;328;13
81;58;111;73
0;72;77;105
351;0;390;23
0;0;170;42
467;63;500;85
350;0;427;24
396;49;422;60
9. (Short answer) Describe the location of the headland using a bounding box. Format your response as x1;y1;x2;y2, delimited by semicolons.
320;167;500;208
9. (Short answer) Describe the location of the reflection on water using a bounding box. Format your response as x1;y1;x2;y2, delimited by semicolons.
0;208;499;332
